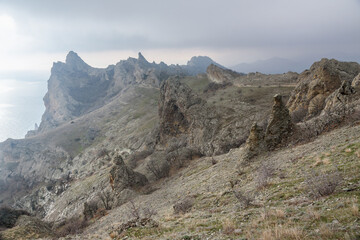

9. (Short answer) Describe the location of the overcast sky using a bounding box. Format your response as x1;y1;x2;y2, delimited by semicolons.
0;0;359;73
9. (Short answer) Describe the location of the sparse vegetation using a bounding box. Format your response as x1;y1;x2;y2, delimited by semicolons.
145;158;170;179
97;188;114;210
83;200;99;220
173;197;194;214
232;189;254;208
256;161;275;189
305;169;342;198
54;216;88;237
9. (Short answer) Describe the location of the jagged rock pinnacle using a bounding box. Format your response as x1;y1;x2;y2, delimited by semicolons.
65;51;90;70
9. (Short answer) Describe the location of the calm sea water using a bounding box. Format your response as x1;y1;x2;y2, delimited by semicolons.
0;75;48;142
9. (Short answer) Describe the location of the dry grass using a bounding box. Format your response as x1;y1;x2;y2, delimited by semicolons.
261;225;304;240
222;219;236;235
351;203;359;217
319;223;335;239
306;208;321;221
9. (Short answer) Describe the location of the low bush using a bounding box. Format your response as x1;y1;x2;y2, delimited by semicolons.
173;197;194;214
55;216;88;237
232;189;254;208
83;201;98;220
256;161;275;189
305;169;342;198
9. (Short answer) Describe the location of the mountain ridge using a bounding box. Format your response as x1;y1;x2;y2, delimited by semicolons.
1;54;360;239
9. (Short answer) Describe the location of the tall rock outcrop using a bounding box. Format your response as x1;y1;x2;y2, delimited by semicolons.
265;94;293;150
243;123;266;160
242;94;293;159
287;58;360;117
158;77;258;156
158;76;207;141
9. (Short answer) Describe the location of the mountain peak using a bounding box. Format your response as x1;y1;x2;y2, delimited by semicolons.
138;52;147;61
65;51;90;70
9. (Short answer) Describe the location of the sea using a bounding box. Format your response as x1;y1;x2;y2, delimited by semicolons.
0;72;48;142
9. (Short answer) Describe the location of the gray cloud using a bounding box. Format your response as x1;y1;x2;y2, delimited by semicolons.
0;0;359;66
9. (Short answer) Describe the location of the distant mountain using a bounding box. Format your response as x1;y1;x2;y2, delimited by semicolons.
182;56;225;75
231;57;308;74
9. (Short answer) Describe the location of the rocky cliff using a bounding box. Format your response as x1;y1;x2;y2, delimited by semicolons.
287;58;360;118
35;52;187;133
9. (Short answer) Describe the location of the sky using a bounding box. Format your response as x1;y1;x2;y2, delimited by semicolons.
0;0;359;72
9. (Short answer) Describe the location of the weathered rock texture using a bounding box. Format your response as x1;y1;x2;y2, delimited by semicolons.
36;52;187;133
243;123;266;159
109;155;148;191
158;77;256;156
265;94;293;150
287;58;360;117
243;94;293;159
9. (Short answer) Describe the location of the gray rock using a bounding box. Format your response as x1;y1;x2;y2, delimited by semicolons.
265;94;293;150
287;58;360;117
243;122;266;160
110;155;148;191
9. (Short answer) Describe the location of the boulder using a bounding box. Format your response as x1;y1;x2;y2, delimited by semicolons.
109;155;148;191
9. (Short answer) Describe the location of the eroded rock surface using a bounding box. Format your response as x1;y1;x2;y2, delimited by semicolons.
243;123;266;160
265;94;293;150
287;58;360;117
110;155;148;191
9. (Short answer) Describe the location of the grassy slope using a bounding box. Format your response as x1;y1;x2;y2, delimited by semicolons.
79;123;360;240
60;79;359;239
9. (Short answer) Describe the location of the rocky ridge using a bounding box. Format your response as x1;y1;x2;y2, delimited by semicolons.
1;54;359;239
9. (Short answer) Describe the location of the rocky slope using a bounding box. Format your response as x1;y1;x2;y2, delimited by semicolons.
1;54;359;239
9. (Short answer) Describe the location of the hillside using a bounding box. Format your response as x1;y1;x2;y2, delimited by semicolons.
0;54;359;240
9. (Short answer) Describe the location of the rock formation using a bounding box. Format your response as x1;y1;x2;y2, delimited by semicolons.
158;76;206;141
158;77;253;156
206;64;241;83
109;155;148;191
265;94;293;150
243;94;293;159
33;52;220;134
287;58;360;117
243;123;266;160
323;80;356;114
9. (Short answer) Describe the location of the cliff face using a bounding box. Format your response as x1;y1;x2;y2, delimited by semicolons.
287;58;360;117
157;77;261;156
36;52;187;133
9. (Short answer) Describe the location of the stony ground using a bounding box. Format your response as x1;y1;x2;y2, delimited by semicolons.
60;123;360;240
